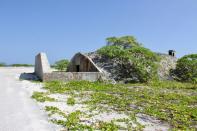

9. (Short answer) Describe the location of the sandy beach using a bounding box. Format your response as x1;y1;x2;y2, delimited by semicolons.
0;67;58;131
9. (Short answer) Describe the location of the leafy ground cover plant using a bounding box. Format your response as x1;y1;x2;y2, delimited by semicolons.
98;121;119;131
67;97;75;105
32;92;55;102
45;106;67;117
36;80;197;130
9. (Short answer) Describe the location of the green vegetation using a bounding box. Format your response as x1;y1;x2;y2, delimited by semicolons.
30;35;197;130
98;121;119;131
62;110;81;128
98;45;160;82
45;106;66;117
149;80;196;89
31;92;55;102
98;45;125;59
0;63;33;67
43;80;197;130
51;110;94;130
171;54;197;83
11;64;33;67
106;36;141;48
50;108;122;130
67;97;76;105
54;59;69;71
0;62;6;67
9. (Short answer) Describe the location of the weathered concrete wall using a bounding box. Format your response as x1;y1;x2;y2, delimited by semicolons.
34;52;104;82
42;72;103;82
34;53;52;80
68;53;101;72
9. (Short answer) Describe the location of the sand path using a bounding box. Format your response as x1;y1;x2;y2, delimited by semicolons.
0;67;57;131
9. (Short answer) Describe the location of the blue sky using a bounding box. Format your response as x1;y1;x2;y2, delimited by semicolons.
0;0;196;64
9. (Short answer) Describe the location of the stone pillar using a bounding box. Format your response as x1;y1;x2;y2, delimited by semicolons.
34;52;52;81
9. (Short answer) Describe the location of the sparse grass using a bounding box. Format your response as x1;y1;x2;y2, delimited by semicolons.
42;80;197;130
31;92;55;102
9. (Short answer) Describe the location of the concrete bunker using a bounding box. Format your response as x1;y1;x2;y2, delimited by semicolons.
67;53;101;72
34;52;103;82
34;49;177;83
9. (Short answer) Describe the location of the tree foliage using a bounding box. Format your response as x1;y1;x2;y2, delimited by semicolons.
171;54;197;83
97;45;128;59
54;59;70;71
106;36;141;48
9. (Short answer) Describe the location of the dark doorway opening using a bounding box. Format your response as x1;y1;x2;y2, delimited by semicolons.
168;50;175;57
76;65;80;72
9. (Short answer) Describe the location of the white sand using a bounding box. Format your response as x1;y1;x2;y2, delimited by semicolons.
0;67;59;131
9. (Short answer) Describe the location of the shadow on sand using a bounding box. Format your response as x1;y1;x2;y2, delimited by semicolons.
20;73;40;81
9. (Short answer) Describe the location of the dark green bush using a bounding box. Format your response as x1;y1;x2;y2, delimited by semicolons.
171;54;197;83
54;59;69;71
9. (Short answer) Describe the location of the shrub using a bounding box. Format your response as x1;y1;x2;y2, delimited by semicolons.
171;54;197;83
54;59;69;71
127;46;160;82
98;45;160;82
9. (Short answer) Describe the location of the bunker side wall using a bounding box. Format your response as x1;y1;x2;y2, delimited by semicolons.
42;72;103;82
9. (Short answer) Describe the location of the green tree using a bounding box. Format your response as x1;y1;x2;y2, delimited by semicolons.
54;59;69;71
106;36;141;48
171;54;197;83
